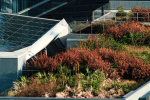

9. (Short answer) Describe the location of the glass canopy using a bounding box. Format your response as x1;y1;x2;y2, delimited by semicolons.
0;12;59;52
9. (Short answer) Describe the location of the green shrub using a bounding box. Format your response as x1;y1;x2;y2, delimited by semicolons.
79;34;125;51
55;64;73;87
142;50;149;55
138;51;150;63
118;5;124;12
116;12;127;17
20;76;27;83
79;67;106;95
105;82;133;94
130;32;145;45
117;32;145;45
54;64;106;95
116;5;126;16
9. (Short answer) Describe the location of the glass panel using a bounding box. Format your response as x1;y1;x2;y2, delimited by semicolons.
1;0;13;13
0;12;59;52
104;3;110;14
92;3;110;21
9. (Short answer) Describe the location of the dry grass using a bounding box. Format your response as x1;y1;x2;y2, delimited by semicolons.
119;80;137;86
8;91;16;97
124;45;150;53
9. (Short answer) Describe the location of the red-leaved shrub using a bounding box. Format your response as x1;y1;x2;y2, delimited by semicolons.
103;21;149;39
16;77;56;97
131;6;150;22
28;46;150;80
113;51;150;80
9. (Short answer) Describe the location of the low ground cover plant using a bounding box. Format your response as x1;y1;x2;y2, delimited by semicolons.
78;35;150;80
20;34;150;97
9;11;150;98
16;20;150;97
10;64;147;98
12;73;56;97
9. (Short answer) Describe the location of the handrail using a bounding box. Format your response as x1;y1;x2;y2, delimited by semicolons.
93;11;150;22
69;12;150;34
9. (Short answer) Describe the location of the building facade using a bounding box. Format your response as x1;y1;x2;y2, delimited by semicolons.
1;0;150;22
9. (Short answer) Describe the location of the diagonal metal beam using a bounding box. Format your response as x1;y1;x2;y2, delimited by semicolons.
17;0;50;15
36;2;67;17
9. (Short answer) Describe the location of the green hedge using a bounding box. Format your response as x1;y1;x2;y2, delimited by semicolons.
116;12;127;16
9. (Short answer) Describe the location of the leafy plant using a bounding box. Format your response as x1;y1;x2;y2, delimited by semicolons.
20;76;27;83
116;5;126;16
79;67;106;95
79;34;125;51
54;64;79;90
15;72;56;97
103;21;150;46
118;5;124;12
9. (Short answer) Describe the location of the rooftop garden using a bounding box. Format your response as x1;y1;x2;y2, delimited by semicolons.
5;6;150;99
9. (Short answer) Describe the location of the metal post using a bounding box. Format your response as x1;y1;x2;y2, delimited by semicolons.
45;47;47;56
80;22;81;34
103;23;104;32
92;11;94;21
91;23;92;34
148;12;149;22
115;12;116;22
137;12;138;21
126;12;128;22
104;11;105;22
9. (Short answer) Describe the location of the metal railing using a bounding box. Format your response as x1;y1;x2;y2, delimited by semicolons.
70;12;150;34
94;12;150;22
69;21;115;34
114;12;150;22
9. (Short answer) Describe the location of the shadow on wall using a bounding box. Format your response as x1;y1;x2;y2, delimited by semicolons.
47;27;69;56
0;71;18;93
0;53;26;93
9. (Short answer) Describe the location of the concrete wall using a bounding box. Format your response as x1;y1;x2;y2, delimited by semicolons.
0;58;17;93
0;52;26;93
